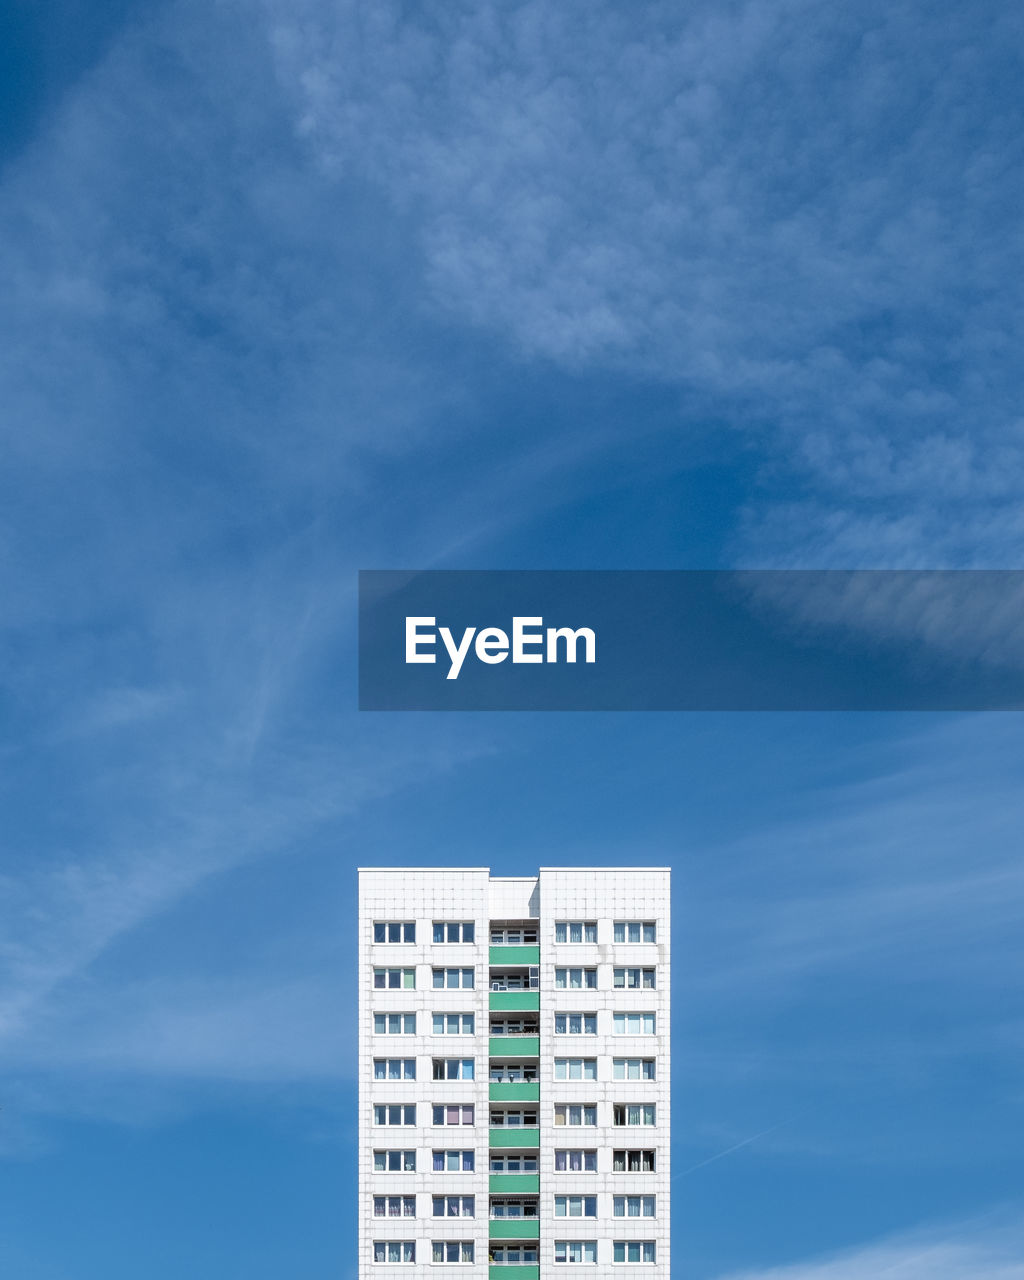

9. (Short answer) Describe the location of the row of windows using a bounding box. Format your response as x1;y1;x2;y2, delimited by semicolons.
373;921;658;945
372;1148;658;1172
553;1013;657;1035
374;966;657;990
372;1241;657;1265
373;967;476;990
372;924;541;945
371;1195;658;1219
556;922;658;944
375;1102;659;1126
556;967;657;989
374;1057;656;1081
374;1012;658;1035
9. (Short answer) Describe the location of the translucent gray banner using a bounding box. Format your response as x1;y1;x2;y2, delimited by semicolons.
358;571;1024;710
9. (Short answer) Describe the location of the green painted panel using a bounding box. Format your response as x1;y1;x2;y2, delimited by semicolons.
489;1082;540;1102
489;1127;539;1148
489;1220;540;1240
489;1267;538;1280
488;1174;540;1193
488;1036;539;1057
489;991;540;1012
489;945;540;965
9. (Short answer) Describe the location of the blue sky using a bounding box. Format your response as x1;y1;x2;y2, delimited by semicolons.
1;0;1023;1276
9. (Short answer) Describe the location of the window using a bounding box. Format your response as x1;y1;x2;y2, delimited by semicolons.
432;1195;475;1218
490;1198;538;1218
613;967;655;989
554;1013;597;1035
373;1104;416;1127
613;1242;656;1263
554;1241;597;1264
613;1149;656;1172
490;927;538;944
554;1104;596;1127
613;1104;656;1126
554;1058;597;1081
613;1012;656;1035
432;967;475;989
432;1012;475;1035
490;968;539;991
374;921;415;943
613;1058;656;1080
432;921;475;943
374;1012;416;1035
489;1109;538;1127
373;1058;416;1080
613;921;656;943
554;1195;597;1218
555;967;597;989
489;1154;538;1172
431;1242;474;1264
491;1246;539;1264
374;1196;416;1218
489;1018;538;1036
373;967;416;989
432;1149;475;1172
554;1149;597;1172
432;1104;474;1126
374;1149;416;1172
373;1242;415;1264
432;1058;475;1080
614;1196;656;1218
490;1062;538;1082
554;921;597;943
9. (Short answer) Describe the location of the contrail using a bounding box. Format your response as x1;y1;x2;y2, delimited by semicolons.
673;1115;803;1179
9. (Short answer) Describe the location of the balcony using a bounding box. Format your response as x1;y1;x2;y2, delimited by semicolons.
488;1035;539;1057
489;991;540;1012
489;1220;540;1240
489;1127;539;1148
489;1082;540;1103
489;945;540;965
488;1174;540;1194
489;1267;538;1280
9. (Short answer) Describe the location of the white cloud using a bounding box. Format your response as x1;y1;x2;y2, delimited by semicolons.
714;1216;1024;1280
263;0;1024;565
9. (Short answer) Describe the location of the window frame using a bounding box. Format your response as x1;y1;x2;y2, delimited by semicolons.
553;1240;598;1264
431;1149;475;1172
372;1241;415;1264
373;1149;417;1172
373;1012;416;1035
430;1241;475;1264
554;1012;598;1035
613;921;657;943
373;921;415;943
554;1148;598;1172
554;921;597;944
612;1012;656;1035
431;921;476;944
373;1195;416;1218
613;1241;657;1263
373;1058;416;1081
613;1195;656;1218
431;967;475;989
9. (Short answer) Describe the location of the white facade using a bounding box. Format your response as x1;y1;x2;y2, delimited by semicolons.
359;867;670;1280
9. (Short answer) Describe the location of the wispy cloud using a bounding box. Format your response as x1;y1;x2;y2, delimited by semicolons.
713;1214;1024;1280
263;0;1024;566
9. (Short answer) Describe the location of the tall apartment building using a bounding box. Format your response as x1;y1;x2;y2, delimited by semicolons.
358;867;670;1279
